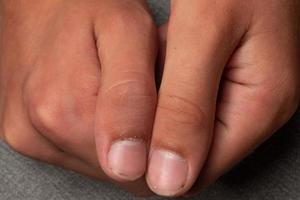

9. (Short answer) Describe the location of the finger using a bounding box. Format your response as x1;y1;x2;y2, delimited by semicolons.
188;9;300;195
3;83;105;180
23;12;100;167
3;107;151;197
94;3;158;181
146;1;247;196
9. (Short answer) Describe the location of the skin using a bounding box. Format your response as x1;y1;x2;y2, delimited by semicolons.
149;0;300;197
0;0;156;196
0;0;299;198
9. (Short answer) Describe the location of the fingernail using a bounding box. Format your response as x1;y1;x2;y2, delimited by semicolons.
147;150;188;196
108;140;147;181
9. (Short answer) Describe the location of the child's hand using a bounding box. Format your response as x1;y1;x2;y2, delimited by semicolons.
1;0;299;198
148;0;300;197
0;0;157;196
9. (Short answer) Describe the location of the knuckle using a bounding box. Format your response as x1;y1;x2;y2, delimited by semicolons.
4;134;25;155
23;75;66;134
104;77;156;109
25;87;85;137
26;93;82;150
157;92;209;129
3;122;31;156
3;121;66;165
24;70;96;149
26;93;89;151
3;121;66;164
27;94;67;135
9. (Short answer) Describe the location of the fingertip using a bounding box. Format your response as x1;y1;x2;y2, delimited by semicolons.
146;149;188;197
107;139;147;181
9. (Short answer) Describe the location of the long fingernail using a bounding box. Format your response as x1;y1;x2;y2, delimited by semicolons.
108;140;147;181
147;149;188;196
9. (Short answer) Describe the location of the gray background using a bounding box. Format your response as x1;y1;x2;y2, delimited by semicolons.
1;1;300;199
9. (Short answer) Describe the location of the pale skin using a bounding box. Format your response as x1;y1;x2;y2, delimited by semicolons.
0;0;299;198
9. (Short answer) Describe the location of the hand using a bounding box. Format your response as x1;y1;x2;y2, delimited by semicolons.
0;0;157;195
146;0;300;197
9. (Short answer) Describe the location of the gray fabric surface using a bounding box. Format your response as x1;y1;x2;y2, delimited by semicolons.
1;1;300;199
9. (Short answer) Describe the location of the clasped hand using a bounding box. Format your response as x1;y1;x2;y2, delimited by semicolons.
0;0;299;197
